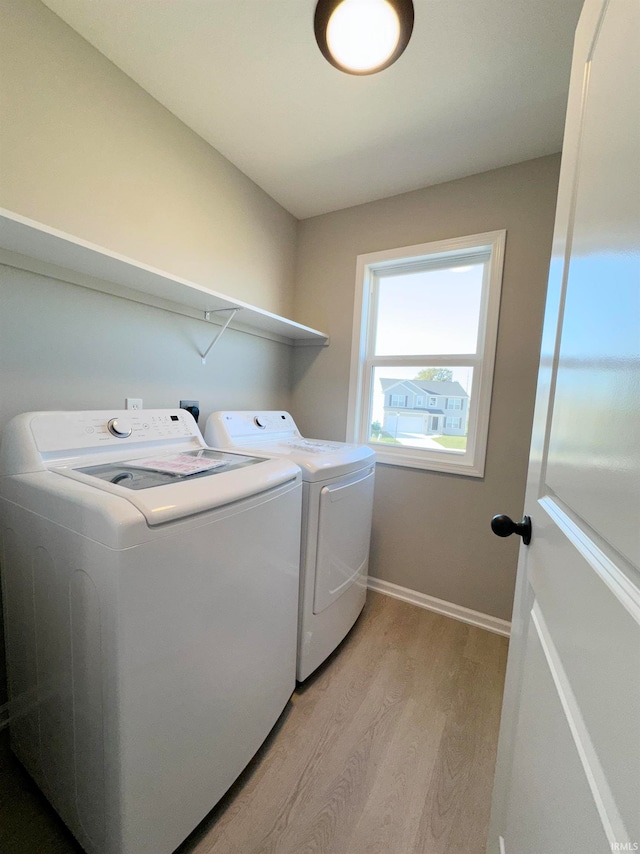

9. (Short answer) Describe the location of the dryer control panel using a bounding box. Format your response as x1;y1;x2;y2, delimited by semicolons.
210;410;300;443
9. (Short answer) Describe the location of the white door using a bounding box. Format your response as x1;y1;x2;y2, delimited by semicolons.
487;2;640;852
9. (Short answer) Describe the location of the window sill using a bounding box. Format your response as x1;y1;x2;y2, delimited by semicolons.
370;445;485;477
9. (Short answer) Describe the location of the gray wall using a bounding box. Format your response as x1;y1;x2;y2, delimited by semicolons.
0;266;293;428
0;0;299;706
292;155;561;621
0;0;297;317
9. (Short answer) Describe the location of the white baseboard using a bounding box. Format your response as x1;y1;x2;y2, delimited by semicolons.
367;576;511;637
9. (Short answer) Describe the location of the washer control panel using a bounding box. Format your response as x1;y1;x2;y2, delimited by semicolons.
107;417;133;438
31;409;202;454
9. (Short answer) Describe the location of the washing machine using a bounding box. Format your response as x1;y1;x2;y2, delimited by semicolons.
205;411;375;682
0;409;302;854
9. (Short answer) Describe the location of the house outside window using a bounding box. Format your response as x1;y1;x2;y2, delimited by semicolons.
347;231;505;476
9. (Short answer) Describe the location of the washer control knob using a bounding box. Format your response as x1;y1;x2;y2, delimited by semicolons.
107;417;133;438
254;416;267;429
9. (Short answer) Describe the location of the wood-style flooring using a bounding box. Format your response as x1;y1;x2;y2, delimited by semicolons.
0;592;508;854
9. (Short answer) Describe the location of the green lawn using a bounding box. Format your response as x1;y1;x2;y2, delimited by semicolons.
432;435;467;450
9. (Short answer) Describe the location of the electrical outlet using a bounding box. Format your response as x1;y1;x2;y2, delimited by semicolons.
180;399;200;424
126;398;143;411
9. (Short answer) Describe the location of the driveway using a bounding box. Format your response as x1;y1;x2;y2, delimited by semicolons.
394;432;447;449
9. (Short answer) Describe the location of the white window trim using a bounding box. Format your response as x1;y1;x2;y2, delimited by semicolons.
346;230;506;477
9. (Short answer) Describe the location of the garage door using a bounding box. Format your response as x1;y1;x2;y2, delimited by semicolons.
394;414;423;433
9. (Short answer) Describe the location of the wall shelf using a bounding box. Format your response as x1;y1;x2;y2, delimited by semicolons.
0;208;329;349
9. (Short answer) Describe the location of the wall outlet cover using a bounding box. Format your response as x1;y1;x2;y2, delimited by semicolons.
126;398;143;410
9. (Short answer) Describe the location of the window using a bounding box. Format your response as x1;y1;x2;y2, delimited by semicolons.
390;394;407;407
347;231;505;476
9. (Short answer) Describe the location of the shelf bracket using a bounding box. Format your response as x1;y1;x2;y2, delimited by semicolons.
201;308;241;364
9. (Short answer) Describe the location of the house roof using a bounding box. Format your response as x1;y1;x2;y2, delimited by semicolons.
413;380;469;398
379;378;469;398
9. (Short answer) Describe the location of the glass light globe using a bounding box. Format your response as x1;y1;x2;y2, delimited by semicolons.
326;0;401;73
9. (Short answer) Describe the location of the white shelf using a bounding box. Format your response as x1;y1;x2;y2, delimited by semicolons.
0;208;329;348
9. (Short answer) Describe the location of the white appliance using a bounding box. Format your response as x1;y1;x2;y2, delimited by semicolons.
205;411;375;682
0;409;302;854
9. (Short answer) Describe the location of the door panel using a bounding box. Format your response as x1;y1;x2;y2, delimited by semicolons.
544;0;640;566
529;499;640;838
503;614;611;854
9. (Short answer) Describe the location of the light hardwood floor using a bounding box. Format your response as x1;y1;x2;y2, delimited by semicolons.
0;592;508;854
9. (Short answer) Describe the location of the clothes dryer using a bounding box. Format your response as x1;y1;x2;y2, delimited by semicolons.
0;409;302;854
205;411;375;681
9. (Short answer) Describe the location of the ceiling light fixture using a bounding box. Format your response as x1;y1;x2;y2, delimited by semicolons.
314;0;414;76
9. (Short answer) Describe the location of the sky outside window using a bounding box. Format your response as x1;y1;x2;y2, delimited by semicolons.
374;263;484;356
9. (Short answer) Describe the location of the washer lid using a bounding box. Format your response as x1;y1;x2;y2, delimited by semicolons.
52;450;300;525
71;449;263;490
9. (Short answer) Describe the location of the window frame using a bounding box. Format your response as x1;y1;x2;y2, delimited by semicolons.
346;230;506;477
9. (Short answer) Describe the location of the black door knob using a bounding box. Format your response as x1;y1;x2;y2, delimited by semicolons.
491;514;532;545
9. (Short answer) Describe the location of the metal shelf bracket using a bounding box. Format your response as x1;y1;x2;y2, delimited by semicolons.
201;307;241;364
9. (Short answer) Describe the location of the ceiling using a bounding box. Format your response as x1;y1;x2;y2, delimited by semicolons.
42;0;584;219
